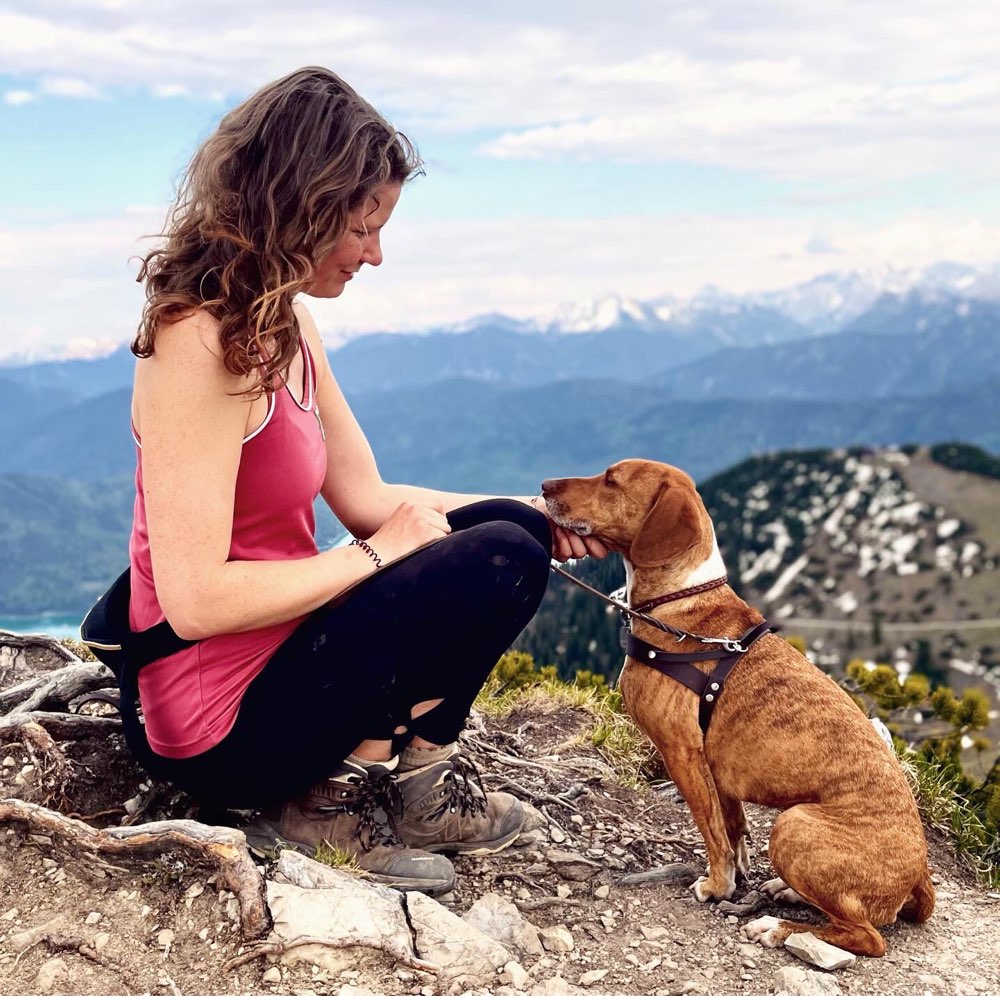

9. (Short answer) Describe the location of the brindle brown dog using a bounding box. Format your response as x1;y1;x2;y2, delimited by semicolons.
541;459;934;957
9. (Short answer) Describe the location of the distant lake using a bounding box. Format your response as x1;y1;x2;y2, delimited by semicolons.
0;614;82;641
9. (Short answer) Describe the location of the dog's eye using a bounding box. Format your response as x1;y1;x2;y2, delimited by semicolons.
604;470;616;486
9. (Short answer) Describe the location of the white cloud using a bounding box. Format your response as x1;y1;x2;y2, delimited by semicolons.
3;205;999;359
3;89;36;105
40;75;104;99
1;2;998;182
152;83;189;98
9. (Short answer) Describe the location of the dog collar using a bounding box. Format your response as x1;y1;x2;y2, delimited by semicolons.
632;575;729;614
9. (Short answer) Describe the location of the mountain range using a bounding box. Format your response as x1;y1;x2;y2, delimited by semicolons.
0;262;997;616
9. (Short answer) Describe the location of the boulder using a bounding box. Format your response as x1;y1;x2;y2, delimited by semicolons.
406;889;513;984
266;873;416;974
463;892;544;959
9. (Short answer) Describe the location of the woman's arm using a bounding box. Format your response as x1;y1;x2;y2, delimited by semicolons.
135;310;397;640
297;305;608;562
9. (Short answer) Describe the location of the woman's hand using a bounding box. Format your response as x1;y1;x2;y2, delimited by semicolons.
530;496;609;563
366;500;452;565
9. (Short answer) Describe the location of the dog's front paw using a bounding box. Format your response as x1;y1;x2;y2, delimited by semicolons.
742;915;787;948
691;871;737;903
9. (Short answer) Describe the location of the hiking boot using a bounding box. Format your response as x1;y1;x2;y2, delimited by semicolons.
395;744;525;855
244;756;455;896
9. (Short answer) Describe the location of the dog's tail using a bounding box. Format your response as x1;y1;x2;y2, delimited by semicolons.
898;869;936;923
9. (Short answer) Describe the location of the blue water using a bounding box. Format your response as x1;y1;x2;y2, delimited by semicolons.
0;615;83;641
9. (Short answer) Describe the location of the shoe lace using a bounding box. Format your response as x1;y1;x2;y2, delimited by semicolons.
430;752;488;821
331;768;405;851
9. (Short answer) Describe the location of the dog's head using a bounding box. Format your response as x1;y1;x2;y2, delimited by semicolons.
541;459;715;575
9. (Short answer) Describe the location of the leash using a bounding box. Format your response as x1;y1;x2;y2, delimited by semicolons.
547;561;748;652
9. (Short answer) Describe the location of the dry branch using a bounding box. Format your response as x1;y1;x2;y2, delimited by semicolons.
0;799;271;940
2;662;114;715
0;631;81;665
0;711;121;739
0;661;115;715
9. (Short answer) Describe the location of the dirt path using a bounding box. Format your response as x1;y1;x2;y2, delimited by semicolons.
1;697;998;996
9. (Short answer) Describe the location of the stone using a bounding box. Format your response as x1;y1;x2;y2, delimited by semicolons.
521;803;547;832
549;825;567;844
783;932;856;971
545;849;601;882
501;960;531;990
93;932;110;953
593;885;610;900
773;965;844;996
262;966;282;984
157;928;175;948
0;907;19;921
267;875;416;974
35;957;69;994
9;915;67;953
556;885;572;899
84;911;102;925
530;978;570;996
539;924;574;953
407;890;513;984
640;925;671;942
336;987;380;996
463;893;544;960
578;968;610;986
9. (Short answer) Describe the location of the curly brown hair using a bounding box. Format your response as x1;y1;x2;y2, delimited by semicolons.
133;66;422;391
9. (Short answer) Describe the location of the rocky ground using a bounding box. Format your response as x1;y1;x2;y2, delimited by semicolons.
2;686;1000;996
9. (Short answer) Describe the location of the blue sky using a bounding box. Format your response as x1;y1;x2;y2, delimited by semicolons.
2;0;999;360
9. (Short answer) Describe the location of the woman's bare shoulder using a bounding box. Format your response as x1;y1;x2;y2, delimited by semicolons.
143;308;227;363
132;310;253;433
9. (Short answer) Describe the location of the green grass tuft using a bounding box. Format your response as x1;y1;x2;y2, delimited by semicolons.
900;750;1000;890
475;651;659;788
311;840;369;878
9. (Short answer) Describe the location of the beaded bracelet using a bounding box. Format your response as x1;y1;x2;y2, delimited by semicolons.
350;538;383;569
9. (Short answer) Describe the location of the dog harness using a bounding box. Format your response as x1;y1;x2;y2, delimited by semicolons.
546;562;774;735
625;620;772;734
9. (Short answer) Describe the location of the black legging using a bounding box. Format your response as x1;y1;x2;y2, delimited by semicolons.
121;499;552;809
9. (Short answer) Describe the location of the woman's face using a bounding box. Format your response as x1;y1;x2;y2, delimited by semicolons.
306;183;402;298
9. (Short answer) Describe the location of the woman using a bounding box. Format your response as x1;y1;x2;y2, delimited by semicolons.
127;66;607;896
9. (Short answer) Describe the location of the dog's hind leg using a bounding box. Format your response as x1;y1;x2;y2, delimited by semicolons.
755;803;887;957
761;877;809;905
744;906;886;957
719;793;751;879
898;870;935;923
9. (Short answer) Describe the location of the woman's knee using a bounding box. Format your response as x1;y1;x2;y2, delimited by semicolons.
448;498;552;555
452;520;551;607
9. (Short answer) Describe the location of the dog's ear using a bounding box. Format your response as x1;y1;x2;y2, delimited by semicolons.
628;485;702;568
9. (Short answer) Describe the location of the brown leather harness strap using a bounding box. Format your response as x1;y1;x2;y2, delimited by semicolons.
626;620;772;734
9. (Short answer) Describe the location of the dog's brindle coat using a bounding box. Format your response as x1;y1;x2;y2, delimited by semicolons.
541;459;934;957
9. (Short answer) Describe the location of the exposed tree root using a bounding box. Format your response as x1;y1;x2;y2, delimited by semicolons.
0;799;272;940
3;930;128;981
224;933;439;973
0;711;121;738
1;661;114;715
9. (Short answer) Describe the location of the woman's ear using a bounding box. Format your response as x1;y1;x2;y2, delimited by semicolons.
628;485;702;568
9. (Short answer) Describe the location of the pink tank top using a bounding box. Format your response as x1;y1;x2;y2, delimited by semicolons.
128;333;328;758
